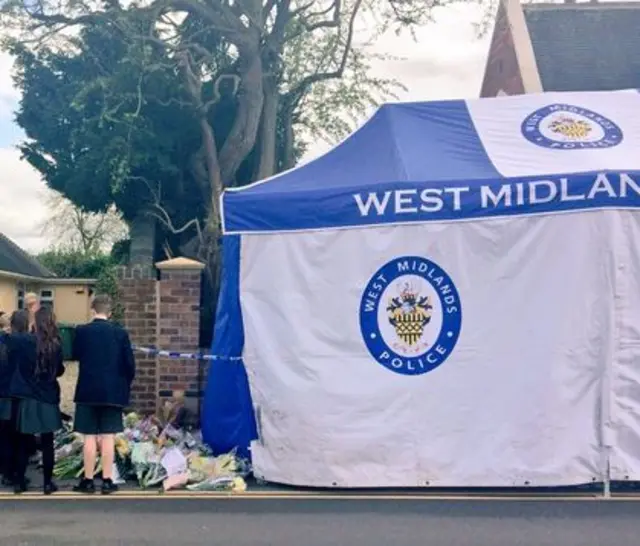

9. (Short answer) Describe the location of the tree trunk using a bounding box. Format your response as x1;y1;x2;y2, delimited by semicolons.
128;212;156;267
219;50;264;185
255;83;279;180
281;103;296;171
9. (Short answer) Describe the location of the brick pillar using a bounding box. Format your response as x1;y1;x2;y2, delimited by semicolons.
156;257;205;414
117;265;158;414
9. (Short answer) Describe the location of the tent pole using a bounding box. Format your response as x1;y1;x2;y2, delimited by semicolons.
603;447;611;499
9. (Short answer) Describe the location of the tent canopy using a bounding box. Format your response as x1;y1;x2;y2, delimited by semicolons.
204;89;640;483
222;89;640;234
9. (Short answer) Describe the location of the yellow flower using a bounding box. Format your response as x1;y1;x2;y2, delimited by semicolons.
231;477;247;492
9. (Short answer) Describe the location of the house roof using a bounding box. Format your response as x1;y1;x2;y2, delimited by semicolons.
523;2;640;92
0;233;55;279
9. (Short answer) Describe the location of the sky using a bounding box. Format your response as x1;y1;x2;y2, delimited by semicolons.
0;4;489;253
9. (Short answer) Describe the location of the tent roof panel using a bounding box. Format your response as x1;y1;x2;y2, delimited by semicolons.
222;90;640;234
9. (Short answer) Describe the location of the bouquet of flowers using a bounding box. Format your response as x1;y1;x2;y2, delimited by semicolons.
53;411;251;492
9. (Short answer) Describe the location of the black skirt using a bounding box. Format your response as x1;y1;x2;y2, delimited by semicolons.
15;399;62;434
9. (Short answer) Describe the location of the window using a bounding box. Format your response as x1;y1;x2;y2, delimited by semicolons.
16;286;54;312
16;283;25;310
40;289;54;311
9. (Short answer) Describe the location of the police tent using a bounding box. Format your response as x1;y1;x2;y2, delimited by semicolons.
203;89;640;488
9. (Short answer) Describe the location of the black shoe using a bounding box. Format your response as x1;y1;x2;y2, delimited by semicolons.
43;482;58;495
13;480;27;494
101;479;118;495
73;478;95;494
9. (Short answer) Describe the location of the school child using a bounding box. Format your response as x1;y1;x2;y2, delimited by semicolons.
8;308;65;494
72;294;135;495
0;312;13;484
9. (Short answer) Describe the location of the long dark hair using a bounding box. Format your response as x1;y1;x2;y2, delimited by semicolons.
34;307;61;377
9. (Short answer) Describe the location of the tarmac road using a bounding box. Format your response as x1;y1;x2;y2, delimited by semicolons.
2;496;640;546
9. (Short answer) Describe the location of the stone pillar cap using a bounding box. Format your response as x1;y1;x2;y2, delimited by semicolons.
155;257;206;271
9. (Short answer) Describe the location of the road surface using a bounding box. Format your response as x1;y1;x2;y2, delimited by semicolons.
1;495;640;545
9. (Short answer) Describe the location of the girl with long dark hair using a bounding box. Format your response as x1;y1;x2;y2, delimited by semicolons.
8;307;65;494
0;312;13;484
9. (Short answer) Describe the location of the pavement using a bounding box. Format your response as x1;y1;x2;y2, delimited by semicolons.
3;495;640;545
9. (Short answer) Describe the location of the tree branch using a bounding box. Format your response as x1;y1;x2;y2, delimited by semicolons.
22;0;254;50
285;0;362;105
267;0;291;47
301;0;340;32
290;0;316;17
146;203;203;237
262;0;278;23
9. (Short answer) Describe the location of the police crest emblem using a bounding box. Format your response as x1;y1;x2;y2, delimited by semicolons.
521;104;623;149
359;256;462;376
386;282;433;349
548;116;592;140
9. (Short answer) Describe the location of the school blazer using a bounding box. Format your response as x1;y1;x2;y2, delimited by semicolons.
8;333;64;405
0;332;14;399
72;319;136;407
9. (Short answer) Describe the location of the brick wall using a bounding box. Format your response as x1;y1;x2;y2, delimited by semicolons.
480;0;525;97
117;258;205;416
117;265;158;414
157;266;203;410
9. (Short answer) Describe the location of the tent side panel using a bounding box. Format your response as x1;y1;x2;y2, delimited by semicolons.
202;234;257;458
609;211;640;480
240;216;610;487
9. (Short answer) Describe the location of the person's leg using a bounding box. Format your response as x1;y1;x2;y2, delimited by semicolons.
83;435;98;479
73;404;97;492
13;433;30;492
41;432;55;487
100;434;115;481
98;408;123;494
0;420;16;484
0;420;9;478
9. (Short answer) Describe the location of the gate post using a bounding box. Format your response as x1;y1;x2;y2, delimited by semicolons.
156;257;205;416
116;264;158;414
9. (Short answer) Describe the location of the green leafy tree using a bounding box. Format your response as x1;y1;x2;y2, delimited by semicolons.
36;248;115;278
3;1;443;263
3;0;471;343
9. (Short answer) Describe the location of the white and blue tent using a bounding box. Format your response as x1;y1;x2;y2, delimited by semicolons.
203;90;640;488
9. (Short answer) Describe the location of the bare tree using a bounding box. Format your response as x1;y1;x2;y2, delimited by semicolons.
40;192;129;253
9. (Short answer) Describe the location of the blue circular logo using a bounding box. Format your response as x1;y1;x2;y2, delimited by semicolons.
359;256;462;376
521;104;623;149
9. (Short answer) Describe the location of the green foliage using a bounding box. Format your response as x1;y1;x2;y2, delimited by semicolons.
6;0;427;224
5;0;459;343
94;265;124;325
37;249;115;279
8;21;200;223
110;238;131;265
37;247;124;323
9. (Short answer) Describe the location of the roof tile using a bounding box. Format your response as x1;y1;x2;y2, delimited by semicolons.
524;3;640;92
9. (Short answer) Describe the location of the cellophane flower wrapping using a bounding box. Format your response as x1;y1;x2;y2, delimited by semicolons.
53;412;251;492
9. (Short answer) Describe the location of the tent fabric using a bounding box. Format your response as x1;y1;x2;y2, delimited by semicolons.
202;236;256;459
241;215;610;487
222;90;640;233
203;89;640;487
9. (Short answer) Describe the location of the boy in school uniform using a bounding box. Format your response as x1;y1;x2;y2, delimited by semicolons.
72;294;135;494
